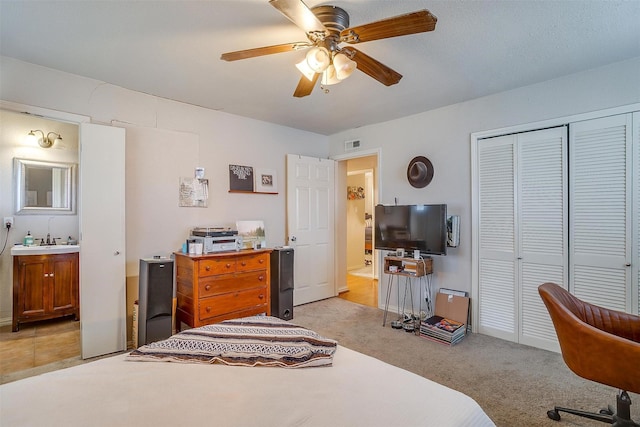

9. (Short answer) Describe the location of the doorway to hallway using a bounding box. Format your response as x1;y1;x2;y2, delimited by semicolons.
337;153;379;308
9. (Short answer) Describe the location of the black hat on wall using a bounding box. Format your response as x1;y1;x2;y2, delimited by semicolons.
407;156;434;188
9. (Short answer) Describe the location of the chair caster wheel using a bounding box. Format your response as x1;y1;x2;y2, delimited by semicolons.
547;410;561;421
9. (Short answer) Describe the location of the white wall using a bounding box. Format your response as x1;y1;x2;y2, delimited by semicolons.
328;57;640;300
2;54;639;321
0;56;328;325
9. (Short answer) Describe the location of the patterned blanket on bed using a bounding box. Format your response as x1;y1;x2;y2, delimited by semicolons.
126;316;337;368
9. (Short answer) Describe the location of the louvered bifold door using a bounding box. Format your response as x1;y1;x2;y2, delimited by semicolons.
477;135;517;342
569;114;633;312
633;112;640;314
517;127;567;352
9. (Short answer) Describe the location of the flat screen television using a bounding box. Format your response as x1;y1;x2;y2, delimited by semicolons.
374;204;447;256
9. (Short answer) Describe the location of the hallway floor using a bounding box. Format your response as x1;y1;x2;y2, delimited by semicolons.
339;273;378;308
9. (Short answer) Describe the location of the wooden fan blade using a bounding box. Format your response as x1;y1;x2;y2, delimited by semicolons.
221;42;311;61
341;10;437;44
345;47;402;86
293;73;320;97
269;0;327;35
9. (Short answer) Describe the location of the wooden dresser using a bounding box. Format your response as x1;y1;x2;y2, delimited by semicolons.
174;249;272;331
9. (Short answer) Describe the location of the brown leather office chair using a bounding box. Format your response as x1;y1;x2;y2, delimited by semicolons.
538;282;640;426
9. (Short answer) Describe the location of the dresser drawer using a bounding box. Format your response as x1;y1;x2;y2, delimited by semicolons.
199;287;267;320
198;258;236;277
198;271;268;297
236;253;269;272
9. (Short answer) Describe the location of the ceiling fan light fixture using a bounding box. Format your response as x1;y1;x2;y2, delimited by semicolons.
321;64;341;86
296;58;316;81
305;46;330;73
333;52;356;80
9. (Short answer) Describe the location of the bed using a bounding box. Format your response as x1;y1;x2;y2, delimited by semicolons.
0;316;495;427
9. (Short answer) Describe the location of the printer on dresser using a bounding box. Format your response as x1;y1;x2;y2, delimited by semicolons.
174;248;272;331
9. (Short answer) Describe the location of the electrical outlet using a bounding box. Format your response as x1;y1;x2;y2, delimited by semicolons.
4;217;14;229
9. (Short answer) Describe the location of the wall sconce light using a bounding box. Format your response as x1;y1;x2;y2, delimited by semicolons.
26;130;63;148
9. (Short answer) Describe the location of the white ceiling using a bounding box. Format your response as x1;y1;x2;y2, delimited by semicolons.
1;0;639;135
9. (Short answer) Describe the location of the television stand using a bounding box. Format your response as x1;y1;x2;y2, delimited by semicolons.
382;256;433;332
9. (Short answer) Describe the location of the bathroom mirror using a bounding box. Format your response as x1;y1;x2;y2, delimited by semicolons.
14;158;77;214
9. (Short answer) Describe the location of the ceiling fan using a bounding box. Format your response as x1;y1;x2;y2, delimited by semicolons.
220;0;437;97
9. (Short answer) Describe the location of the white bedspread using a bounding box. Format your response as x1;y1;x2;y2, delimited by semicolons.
0;345;495;427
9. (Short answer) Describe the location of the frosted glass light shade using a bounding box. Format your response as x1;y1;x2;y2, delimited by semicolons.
333;53;356;80
25;131;39;146
305;47;330;73
321;65;341;85
296;58;316;81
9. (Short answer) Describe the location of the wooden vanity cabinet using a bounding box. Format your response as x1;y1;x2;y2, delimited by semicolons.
12;252;80;332
175;249;272;331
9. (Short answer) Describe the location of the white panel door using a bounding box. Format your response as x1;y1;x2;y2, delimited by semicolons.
570;114;632;312
286;154;335;305
79;123;126;359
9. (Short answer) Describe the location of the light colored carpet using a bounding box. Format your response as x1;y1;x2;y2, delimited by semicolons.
4;297;638;427
292;297;640;427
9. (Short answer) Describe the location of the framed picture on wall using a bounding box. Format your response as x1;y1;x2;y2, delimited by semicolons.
229;164;254;192
255;168;278;193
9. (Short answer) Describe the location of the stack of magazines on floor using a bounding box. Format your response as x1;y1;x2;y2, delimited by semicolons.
419;289;470;346
420;316;466;345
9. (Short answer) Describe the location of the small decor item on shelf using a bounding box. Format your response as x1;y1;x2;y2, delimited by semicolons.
229;164;254;192
254;168;278;193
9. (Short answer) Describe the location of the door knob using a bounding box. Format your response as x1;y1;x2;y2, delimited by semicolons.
114;251;120;256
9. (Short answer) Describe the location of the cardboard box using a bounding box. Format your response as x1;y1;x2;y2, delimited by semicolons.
420;293;470;346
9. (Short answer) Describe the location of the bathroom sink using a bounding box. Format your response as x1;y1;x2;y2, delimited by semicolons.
11;244;80;256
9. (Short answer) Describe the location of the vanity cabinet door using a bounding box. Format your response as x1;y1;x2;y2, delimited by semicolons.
16;256;48;319
50;254;79;314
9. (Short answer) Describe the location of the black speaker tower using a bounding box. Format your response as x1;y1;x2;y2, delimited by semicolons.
138;258;174;346
270;248;294;320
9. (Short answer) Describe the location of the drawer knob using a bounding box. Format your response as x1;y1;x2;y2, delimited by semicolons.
206;306;211;312
259;259;264;264
258;275;264;281
205;266;211;271
258;294;264;300
226;263;232;269
205;284;211;291
241;261;246;266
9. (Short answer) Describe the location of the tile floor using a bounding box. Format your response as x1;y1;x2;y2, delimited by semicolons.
0;317;80;378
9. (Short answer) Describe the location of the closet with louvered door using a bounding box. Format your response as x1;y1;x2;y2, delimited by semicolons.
635;112;640;315
476;127;568;352
569;113;637;314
